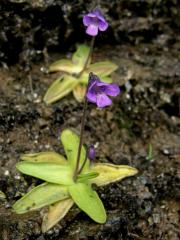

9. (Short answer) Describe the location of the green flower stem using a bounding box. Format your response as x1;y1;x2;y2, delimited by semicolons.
76;36;95;78
73;98;88;181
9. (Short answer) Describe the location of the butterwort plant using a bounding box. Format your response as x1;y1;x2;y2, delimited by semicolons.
13;73;138;232
44;8;118;104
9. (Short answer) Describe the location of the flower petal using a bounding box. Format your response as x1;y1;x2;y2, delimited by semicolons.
88;75;98;91
83;16;92;26
105;83;120;96
96;93;112;108
86;89;97;103
98;20;108;31
86;24;98;36
96;81;110;87
85;12;97;18
92;9;102;18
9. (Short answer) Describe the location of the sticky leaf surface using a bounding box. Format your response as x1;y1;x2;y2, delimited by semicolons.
21;152;67;164
87;61;118;77
49;59;80;74
77;172;99;183
44;75;79;104
73;84;87;102
42;198;74;232
72;44;90;71
61;129;90;172
68;183;106;223
16;162;74;185
12;183;69;214
90;163;138;186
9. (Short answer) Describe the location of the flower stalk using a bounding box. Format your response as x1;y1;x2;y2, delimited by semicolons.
73;97;88;181
73;36;95;181
74;8;119;180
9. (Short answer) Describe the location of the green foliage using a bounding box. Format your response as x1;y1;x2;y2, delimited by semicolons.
16;162;74;185
21;151;67;164
13;129;138;232
146;143;153;161
13;183;69;214
68;183;106;223
44;44;118;104
61;129;90;172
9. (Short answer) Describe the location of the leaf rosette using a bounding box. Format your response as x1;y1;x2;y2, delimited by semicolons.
12;129;138;232
44;44;118;104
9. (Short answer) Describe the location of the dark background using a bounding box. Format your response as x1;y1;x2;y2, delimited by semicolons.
0;0;179;65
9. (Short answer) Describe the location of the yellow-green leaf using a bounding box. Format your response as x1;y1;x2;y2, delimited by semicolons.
80;74;113;85
99;76;113;83
49;59;80;74
42;198;74;232
79;72;113;85
12;183;69;214
21;152;67;164
77;172;99;183
16;162;74;185
87;61;118;77
68;183;106;223
43;75;79;105
73;84;87;102
90;163;138;186
72;44;90;70
78;72;89;84
61;129;90;172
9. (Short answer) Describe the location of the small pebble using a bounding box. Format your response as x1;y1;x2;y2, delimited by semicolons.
163;149;170;155
40;66;49;74
45;144;50;149
14;174;21;180
4;170;10;176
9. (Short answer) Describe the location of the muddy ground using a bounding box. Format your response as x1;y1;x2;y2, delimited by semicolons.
0;1;180;239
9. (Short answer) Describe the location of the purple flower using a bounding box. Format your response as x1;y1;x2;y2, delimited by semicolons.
86;73;120;108
83;9;108;36
87;145;95;161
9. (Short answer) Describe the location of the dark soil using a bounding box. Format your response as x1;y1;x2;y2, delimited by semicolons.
0;1;180;240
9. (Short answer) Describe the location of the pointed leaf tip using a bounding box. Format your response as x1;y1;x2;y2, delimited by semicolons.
72;44;91;70
68;183;106;223
42;198;74;232
12;183;69;214
73;84;87;102
91;163;138;186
